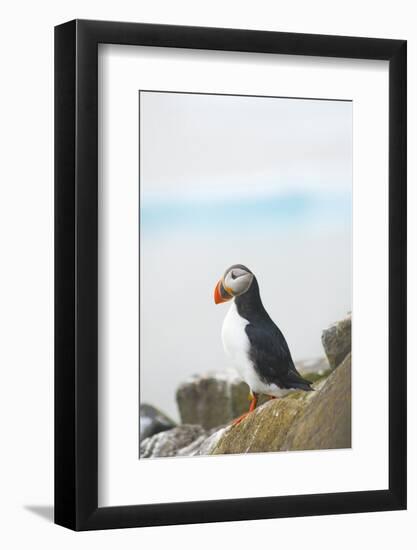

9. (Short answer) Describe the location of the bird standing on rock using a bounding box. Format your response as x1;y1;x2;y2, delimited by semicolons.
214;264;313;425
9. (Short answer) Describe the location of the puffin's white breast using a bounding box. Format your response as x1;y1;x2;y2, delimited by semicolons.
221;302;259;391
221;302;250;364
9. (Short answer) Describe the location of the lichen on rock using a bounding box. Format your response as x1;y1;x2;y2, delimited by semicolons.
210;398;306;455
209;353;351;455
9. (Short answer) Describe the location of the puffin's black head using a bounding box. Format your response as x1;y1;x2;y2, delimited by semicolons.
214;264;254;304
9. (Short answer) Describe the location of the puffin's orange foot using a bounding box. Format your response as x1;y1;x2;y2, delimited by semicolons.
232;412;251;426
232;392;258;426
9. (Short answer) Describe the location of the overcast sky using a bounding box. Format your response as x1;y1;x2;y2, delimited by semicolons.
140;91;352;202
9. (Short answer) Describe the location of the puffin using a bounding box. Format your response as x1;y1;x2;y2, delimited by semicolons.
214;264;313;425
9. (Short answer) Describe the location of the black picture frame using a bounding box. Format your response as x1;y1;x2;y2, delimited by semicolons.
55;19;407;531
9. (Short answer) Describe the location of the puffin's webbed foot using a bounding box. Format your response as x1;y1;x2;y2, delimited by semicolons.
232;412;250;426
231;392;258;427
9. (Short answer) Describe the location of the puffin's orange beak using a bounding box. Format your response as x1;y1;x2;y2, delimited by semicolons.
214;280;232;304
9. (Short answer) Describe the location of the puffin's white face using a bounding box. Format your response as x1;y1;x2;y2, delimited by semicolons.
214;265;254;304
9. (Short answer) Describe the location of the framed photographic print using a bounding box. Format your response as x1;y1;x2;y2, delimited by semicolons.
55;20;406;530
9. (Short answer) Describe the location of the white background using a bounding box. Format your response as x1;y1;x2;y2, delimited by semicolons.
99;46;388;506
0;0;415;548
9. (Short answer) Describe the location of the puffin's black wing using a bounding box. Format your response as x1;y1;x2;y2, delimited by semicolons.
245;321;313;392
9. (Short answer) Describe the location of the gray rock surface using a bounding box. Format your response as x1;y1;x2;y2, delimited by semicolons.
177;427;227;457
139;403;176;443
176;370;249;429
140;425;207;458
321;313;351;369
282;353;351;450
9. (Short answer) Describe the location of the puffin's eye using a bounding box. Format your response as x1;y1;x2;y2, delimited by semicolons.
230;271;237;280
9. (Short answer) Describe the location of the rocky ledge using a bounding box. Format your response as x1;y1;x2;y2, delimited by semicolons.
140;314;351;458
211;353;351;454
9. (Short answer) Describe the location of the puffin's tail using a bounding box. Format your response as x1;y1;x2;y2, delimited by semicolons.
286;370;314;392
290;379;314;392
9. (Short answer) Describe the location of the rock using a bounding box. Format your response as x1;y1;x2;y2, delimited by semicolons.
142;354;350;458
282;353;351;450
176;370;249;429
209;354;351;455
177;427;227;457
139;403;176;443
321;314;351;369
211;398;306;455
140;425;207;458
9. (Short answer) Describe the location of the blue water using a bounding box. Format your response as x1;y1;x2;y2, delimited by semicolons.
141;191;351;236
